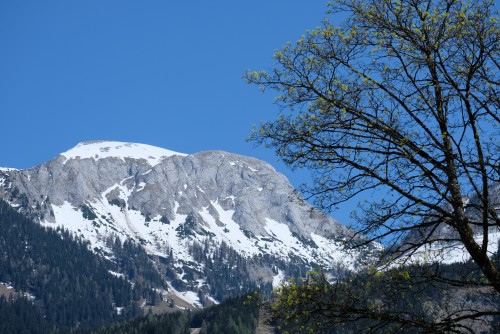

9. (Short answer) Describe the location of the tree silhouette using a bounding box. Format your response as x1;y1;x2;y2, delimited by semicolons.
246;0;500;331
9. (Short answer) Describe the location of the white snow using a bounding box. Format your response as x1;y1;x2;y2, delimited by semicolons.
108;270;125;278
42;189;360;278
61;141;186;166
264;219;296;246
223;196;236;205
167;284;203;308
272;270;286;288
178;291;202;307
41;179;367;296
0;282;36;300
0;167;17;172
197;202;362;269
198;202;255;255
228;160;259;172
0;282;14;290
390;231;500;267
206;295;220;305
136;182;146;192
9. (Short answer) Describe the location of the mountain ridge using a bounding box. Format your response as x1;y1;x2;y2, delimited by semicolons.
0;140;378;305
60;140;187;164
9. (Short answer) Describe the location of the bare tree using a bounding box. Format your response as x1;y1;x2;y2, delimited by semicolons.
245;0;500;331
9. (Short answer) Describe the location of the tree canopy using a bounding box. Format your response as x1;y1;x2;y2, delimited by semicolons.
246;0;500;331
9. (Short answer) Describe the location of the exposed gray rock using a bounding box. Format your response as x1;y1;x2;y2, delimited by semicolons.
0;141;378;300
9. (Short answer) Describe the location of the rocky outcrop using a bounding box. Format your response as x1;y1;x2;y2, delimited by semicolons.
0;141;378;301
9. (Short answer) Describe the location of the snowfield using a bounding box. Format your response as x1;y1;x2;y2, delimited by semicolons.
60;141;187;166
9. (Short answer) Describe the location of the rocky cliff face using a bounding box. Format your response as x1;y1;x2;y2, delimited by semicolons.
0;141;377;302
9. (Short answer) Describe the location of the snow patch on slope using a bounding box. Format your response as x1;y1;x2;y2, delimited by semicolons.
45;191;363;273
0;167;18;172
198;200;259;256
273;270;286;289
198;201;362;270
391;231;500;267
61;141;186;166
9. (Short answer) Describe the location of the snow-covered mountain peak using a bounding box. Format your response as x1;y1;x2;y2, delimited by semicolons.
0;141;381;304
0;167;18;172
60;141;187;166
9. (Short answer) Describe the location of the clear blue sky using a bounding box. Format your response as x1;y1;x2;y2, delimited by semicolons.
0;1;358;223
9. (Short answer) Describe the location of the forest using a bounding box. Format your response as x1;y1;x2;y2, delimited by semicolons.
0;197;261;333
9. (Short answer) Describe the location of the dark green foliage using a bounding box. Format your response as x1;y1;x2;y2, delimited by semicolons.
106;236;165;306
80;204;98;220
189;241;265;302
108;236;165;288
273;261;500;333
0;295;51;334
87;311;191;334
176;213;196;238
89;294;260;334
190;240;310;303
158;237;286;306
9;187;30;208
108;198;125;208
0;199;141;330
292;232;318;249
191;294;260;334
242;229;256;239
245;0;500;330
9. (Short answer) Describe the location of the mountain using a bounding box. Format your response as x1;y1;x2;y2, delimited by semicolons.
0;141;378;306
389;182;500;266
0;197;159;331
